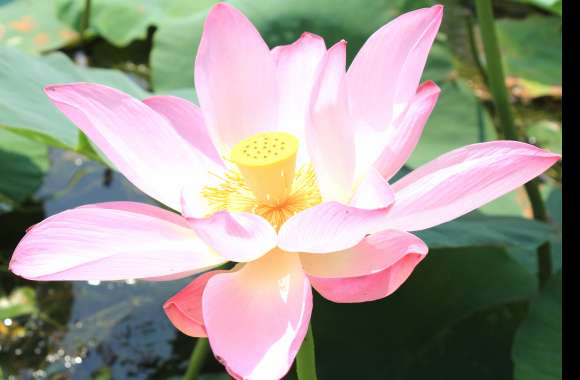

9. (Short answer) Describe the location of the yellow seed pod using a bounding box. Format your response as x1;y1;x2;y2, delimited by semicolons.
230;131;299;206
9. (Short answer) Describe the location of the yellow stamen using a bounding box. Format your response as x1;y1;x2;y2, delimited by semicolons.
202;133;321;230
230;132;299;207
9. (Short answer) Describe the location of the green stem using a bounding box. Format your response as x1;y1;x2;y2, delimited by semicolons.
296;324;318;380
80;0;92;42
465;13;488;86
474;0;517;140
474;0;552;288
182;338;210;380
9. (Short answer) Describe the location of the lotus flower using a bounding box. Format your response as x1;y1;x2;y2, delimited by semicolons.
9;2;559;379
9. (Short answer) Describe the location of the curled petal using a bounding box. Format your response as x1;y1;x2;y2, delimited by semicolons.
309;253;425;303
10;202;226;281
195;3;278;150
164;270;225;337
203;251;312;379
300;229;427;278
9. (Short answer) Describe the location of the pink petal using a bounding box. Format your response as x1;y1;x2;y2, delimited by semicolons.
195;3;278;150
374;81;441;181
346;5;443;130
203;251;312;379
300;229;427;278
164;270;225;337
9;202;226;281
143;95;224;168
278;173;394;253
306;40;356;202
272;32;326;163
385;141;561;231
44;83;212;211
347;5;443;181
279;202;367;254
309;253;425;303
187;211;277;263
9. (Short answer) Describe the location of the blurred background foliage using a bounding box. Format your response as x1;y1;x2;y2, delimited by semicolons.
0;0;561;379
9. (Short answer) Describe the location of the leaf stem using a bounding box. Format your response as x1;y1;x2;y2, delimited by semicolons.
474;0;552;288
182;338;210;380
80;0;92;43
296;324;318;380
465;13;488;86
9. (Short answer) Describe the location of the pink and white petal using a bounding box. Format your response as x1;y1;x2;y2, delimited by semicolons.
346;5;443;130
195;3;278;150
81;202;216;279
203;251;312;379
306;40;356;202
394;9;443;103
45;83;210;211
279;172;395;253
272;32;326;163
143;95;225;169
385;141;561;231
309;252;425;303
164;270;225;337
374;81;441;181
9;202;226;281
187;211;277;263
347;5;443;182
300;229;426;278
278;205;384;254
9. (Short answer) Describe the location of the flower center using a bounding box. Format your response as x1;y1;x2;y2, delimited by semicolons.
231;131;299;206
202;132;321;230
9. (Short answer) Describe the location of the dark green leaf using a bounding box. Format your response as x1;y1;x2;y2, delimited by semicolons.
512;271;561;380
416;214;552;251
480;185;562;275
313;246;536;379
